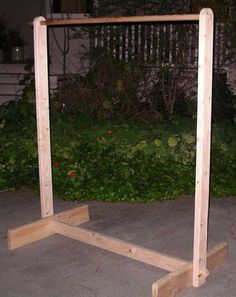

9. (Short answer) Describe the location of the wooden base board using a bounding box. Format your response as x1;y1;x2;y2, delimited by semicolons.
8;205;89;250
7;205;228;297
152;242;228;297
53;220;187;271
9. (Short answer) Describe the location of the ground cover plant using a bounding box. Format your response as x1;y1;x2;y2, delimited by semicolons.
0;97;235;202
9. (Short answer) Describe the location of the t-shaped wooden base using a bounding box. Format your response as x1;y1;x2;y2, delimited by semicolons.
8;205;228;297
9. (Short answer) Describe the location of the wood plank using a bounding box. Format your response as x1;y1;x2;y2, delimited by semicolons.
53;221;187;272
33;17;54;218
42;14;199;27
152;262;192;297
8;217;54;250
0;95;18;105
207;242;229;272
0;74;24;84
0;84;24;94
193;8;214;287
54;205;89;226
8;205;89;250
152;242;228;297
0;63;27;73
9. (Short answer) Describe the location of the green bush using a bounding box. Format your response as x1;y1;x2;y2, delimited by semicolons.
52;52;192;122
212;71;236;123
0;99;235;201
54;51;236;124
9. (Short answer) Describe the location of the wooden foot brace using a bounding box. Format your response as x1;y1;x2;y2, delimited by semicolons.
8;205;228;297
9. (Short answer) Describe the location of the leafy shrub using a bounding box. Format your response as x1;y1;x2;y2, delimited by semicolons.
52;51;194;122
0;98;235;201
52;52;156;121
0;98;38;190
51;123;196;201
212;71;236;123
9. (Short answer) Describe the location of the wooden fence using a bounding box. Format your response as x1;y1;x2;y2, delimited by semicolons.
92;22;226;68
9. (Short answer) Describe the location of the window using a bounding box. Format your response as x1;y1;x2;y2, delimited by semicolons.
52;0;93;14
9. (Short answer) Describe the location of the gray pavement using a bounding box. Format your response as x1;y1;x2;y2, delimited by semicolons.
0;191;235;297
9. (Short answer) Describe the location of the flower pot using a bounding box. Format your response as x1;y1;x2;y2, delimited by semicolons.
11;46;24;63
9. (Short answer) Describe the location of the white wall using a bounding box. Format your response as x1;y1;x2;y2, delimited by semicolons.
48;27;90;75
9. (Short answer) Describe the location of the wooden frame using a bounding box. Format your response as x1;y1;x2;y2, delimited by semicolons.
8;9;228;297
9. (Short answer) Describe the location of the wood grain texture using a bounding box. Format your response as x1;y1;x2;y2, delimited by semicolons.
42;14;199;27
8;205;89;250
152;242;228;297
33;17;54;218
53;221;187;272
54;205;89;226
8;217;53;250
193;8;214;287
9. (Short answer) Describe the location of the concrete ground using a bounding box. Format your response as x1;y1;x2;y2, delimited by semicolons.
0;191;235;297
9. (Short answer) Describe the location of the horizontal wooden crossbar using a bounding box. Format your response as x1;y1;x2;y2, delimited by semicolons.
53;220;187;272
41;14;199;27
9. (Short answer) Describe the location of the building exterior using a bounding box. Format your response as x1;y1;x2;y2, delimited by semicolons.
1;0;92;67
0;0;92;103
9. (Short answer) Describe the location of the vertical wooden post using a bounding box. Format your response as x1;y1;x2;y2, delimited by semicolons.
34;17;54;218
193;8;214;287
